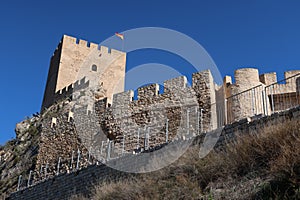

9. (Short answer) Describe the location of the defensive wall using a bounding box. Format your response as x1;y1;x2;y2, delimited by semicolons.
41;35;126;110
8;103;300;200
37;67;300;167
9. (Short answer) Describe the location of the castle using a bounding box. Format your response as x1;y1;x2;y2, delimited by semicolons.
42;34;300;132
3;34;300;199
38;34;300;169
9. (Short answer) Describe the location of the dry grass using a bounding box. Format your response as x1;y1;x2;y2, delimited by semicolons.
76;118;300;200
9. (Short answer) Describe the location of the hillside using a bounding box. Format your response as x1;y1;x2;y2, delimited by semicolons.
73;118;300;200
0;116;40;199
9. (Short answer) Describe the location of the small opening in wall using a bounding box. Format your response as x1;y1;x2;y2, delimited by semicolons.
92;64;97;72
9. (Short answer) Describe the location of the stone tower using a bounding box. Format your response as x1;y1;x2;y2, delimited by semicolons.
41;35;126;110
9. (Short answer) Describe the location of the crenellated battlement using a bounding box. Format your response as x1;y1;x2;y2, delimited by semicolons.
53;77;89;102
111;71;213;108
59;35;125;55
42;34;126;111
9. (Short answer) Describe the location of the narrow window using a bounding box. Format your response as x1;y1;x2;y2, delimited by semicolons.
92;64;97;72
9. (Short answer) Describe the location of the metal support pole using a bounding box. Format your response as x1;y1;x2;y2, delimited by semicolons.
145;127;149;150
262;89;266;116
264;87;269;116
195;107;199;135
17;175;22;191
56;157;61;176
200;108;204;133
107;141;111;160
251;88;255;115
100;141;104;156
27;170;32;187
271;85;275;113
76;149;80;170
88;147;91;164
166;119;169;143
45;163;48;179
39;165;43;179
186;108;190;135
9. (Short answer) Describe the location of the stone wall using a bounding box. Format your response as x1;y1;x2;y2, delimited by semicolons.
8;164;131;200
93;70;217;157
8;105;300;200
225;68;300;123
42;35;126;111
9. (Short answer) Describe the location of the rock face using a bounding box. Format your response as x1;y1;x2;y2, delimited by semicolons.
0;117;40;199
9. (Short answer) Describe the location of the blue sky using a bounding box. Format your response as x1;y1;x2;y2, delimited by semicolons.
1;0;300;144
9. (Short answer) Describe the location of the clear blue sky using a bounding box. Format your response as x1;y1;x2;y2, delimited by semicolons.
1;0;300;144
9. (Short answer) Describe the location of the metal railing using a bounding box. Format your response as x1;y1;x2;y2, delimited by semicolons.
265;73;300;115
226;72;300;123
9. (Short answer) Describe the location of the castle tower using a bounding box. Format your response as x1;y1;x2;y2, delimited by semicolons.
41;35;126;110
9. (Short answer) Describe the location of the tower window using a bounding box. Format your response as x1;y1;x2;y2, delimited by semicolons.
92;64;97;72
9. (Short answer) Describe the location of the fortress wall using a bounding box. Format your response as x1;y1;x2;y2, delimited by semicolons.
262;70;300;112
8;164;130;200
57;35;126;104
192;70;217;130
225;69;300;123
52;77;90;104
226;68;265;123
42;35;126;111
91;70;217;155
259;72;277;85
41;41;63;110
261;70;300;94
137;83;159;99
36;103;93;181
9;105;300;200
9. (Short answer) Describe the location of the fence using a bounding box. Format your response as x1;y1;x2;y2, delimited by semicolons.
15;105;205;192
226;72;300;124
265;73;300;114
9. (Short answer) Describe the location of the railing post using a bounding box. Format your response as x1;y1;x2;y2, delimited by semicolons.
88;146;91;164
100;141;104;156
251;88;255;115
166;119;169;143
45;163;48;179
76;149;80;170
271;85;275;113
107;141;111;161
262;89;266;116
17;175;22;191
144;127;149;150
56;157;61;175
200;108;204;133
39;165;43;179
27;170;32;187
186;108;190;135
196;107;200;134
